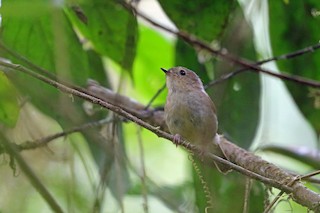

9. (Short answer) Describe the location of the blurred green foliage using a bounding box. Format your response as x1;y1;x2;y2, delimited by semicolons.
0;72;19;127
0;0;319;212
269;0;320;132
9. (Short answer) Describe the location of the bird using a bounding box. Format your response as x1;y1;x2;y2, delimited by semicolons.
162;66;231;174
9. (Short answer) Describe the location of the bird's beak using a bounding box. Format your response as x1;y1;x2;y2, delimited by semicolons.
161;68;168;74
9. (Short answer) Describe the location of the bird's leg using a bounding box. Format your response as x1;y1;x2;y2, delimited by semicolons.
172;134;182;147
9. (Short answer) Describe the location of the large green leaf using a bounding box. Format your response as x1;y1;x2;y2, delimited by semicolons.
0;2;91;116
172;6;263;212
159;1;259;147
159;0;237;41
208;9;259;149
269;0;320;132
0;0;114;177
0;72;19;127
66;0;138;74
0;1;109;119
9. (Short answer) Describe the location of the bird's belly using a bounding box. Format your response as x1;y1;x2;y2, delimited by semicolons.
165;97;216;144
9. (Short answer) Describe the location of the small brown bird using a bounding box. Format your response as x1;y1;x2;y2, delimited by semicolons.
162;66;230;173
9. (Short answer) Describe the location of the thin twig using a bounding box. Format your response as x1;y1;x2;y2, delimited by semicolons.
264;170;320;212
259;43;320;63
1;61;320;211
0;60;292;192
144;83;166;110
289;171;320;185
188;154;214;213
243;178;252;213
14;118;112;152
122;2;320;88
148;42;320;105
137;126;149;213
263;191;285;213
125;151;185;212
300;170;320;180
113;121;125;213
0;134;64;213
263;175;299;213
206;43;320;87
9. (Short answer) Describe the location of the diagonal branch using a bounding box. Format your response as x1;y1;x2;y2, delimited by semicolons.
122;2;320;88
263;170;320;212
206;43;320;87
1;60;319;211
0;134;64;213
1;118;112;153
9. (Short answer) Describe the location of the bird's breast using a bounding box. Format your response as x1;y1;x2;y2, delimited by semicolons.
164;91;217;144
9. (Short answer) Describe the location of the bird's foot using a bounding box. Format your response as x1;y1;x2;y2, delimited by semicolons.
172;134;182;147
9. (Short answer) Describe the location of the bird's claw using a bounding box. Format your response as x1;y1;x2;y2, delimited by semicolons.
173;134;182;147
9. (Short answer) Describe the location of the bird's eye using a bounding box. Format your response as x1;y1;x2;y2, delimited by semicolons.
179;70;186;75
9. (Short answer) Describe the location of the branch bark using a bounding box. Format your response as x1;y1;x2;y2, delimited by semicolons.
121;2;320;89
0;134;64;213
87;80;320;212
1;61;320;211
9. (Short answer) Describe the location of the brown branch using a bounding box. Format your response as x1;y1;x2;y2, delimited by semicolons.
1;60;320;211
14;118;111;151
178;33;320;88
144;83;166;110
221;138;320;211
137;126;149;213
264;170;320;212
0;134;64;213
87;80;320;211
122;2;320;88
0;118;112;155
260;43;320;62
289;171;320;185
87;79;167;131
207;42;320;87
300;170;320;181
243;178;252;213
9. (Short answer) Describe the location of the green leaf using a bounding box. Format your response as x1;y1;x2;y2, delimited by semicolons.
0;72;19;127
0;1;110;168
100;123;130;207
208;9;259;148
191;9;263;212
159;0;238;41
269;0;320;132
66;1;138;74
0;1;107;120
0;1;52;18
87;49;110;87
